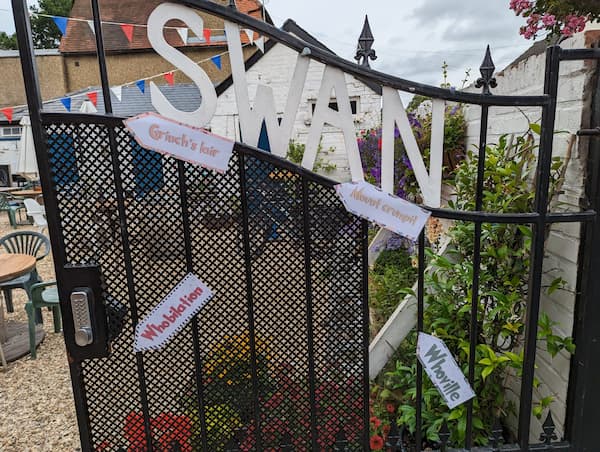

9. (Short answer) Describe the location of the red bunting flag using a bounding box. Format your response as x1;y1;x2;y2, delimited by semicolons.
203;28;211;44
1;107;13;123
121;24;134;43
164;72;175;86
86;91;98;106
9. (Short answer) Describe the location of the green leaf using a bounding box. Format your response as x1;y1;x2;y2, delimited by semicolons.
530;123;542;135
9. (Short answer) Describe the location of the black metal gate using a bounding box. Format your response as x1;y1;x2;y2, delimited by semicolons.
11;0;600;450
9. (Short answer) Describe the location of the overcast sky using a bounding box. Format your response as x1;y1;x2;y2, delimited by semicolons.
0;0;534;88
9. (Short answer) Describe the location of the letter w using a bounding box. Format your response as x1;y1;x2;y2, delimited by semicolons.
225;21;309;157
140;325;158;341
424;343;447;364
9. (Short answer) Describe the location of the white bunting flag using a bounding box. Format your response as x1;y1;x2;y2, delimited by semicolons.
255;36;265;53
176;27;188;44
243;28;255;44
110;85;123;102
87;20;95;35
134;273;214;352
417;333;476;409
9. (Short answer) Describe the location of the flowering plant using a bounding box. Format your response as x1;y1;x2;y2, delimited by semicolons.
509;0;600;39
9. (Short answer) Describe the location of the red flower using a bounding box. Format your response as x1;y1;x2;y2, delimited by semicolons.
386;402;396;414
370;416;381;428
382;424;391;436
370;434;385;450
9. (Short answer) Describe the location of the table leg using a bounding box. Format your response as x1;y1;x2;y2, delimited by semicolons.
0;341;6;370
0;299;6;343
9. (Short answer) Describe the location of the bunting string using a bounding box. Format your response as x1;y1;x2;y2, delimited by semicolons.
0;42;253;122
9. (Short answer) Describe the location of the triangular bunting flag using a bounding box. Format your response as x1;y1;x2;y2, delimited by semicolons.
87;20;95;35
176;27;188;44
52;16;68;36
0;107;13;123
211;55;222;70
120;24;134;43
60;97;71;112
203;28;211;44
255;36;265;53
243;28;254;44
136;80;146;94
110;85;122;102
80;100;97;113
86;91;98;106
164;72;175;86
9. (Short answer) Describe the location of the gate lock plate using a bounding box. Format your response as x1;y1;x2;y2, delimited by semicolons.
71;288;94;346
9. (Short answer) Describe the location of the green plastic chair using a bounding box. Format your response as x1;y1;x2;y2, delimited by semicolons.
0;193;25;229
26;280;61;359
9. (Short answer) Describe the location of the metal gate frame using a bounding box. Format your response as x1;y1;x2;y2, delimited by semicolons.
11;0;600;450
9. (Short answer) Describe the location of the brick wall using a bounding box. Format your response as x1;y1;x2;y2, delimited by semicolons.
463;28;599;441
210;42;382;181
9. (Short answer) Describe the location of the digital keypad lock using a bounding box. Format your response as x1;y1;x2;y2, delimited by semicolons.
70;288;94;347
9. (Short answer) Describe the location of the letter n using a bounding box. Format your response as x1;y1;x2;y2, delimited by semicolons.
382;87;444;207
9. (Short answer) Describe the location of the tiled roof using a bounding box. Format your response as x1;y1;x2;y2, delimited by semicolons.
59;0;266;54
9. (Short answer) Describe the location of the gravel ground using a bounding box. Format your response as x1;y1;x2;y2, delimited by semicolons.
0;218;80;452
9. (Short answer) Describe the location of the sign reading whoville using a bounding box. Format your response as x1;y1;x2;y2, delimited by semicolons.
417;333;475;409
124;112;235;173
134;273;214;352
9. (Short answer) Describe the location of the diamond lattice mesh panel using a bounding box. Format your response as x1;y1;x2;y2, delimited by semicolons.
45;122;367;451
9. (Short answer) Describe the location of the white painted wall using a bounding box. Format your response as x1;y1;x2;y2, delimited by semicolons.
462;29;597;441
210;40;381;181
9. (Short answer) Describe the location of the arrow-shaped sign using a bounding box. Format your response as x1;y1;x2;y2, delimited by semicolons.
124;112;235;173
134;273;214;352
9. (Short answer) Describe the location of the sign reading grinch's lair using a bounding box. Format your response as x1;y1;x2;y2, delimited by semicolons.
144;3;445;208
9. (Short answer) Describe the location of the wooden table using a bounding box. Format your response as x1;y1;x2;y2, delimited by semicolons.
0;254;36;369
12;190;42;198
0;187;21;193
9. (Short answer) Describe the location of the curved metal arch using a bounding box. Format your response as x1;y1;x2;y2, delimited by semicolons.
179;0;549;107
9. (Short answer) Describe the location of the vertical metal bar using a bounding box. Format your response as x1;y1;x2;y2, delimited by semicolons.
237;151;263;450
177;160;209;452
361;219;370;451
518;45;561;448
90;0;113;113
415;231;425;451
465;105;489;449
300;177;319;450
566;50;600;450
106;130;154;450
12;0;89;448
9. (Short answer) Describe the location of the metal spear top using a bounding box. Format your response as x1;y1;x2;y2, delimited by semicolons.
228;0;237;10
355;15;377;68
475;45;497;95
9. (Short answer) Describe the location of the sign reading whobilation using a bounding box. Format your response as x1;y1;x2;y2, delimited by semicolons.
134;273;214;352
124;112;235;173
335;181;431;241
417;333;476;409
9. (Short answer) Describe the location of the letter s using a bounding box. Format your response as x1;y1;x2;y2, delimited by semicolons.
147;3;217;127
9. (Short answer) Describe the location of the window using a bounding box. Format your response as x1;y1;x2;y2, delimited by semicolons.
311;99;358;115
2;127;22;137
131;140;164;197
48;132;79;186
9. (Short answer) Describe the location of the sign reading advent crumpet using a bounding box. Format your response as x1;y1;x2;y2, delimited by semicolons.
336;181;431;241
134;273;214;352
124;112;235;173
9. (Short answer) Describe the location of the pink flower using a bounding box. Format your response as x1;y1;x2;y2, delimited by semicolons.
509;0;532;15
541;14;556;27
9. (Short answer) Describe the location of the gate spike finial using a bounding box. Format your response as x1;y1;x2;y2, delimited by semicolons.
228;0;237;10
355;15;377;68
539;412;558;445
475;45;497;95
